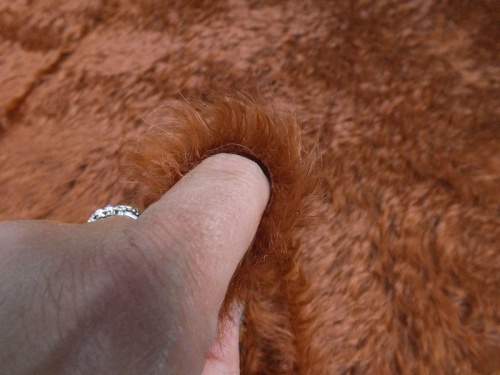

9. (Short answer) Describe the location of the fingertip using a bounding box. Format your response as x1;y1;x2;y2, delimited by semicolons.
199;153;271;206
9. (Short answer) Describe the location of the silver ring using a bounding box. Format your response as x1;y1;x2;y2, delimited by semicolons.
87;205;141;223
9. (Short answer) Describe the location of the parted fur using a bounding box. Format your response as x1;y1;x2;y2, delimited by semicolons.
125;93;320;372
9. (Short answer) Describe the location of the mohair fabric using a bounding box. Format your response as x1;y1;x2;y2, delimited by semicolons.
0;1;499;374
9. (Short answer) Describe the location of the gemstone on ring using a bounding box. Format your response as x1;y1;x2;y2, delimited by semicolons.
87;205;140;223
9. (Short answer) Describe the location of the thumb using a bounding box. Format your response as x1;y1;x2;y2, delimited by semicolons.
134;153;270;372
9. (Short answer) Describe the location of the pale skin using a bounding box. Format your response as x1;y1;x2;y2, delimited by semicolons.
0;153;270;374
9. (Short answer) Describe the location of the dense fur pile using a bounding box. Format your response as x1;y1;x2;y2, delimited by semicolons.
0;0;499;373
125;93;320;373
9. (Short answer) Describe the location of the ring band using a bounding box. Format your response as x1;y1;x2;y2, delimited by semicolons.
87;205;141;223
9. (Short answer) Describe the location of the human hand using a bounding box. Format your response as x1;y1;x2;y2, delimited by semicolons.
0;153;270;374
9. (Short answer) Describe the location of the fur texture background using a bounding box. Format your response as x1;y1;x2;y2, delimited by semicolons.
0;1;499;373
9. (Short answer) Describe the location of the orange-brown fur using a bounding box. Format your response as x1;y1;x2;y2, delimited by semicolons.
125;93;320;373
1;0;499;373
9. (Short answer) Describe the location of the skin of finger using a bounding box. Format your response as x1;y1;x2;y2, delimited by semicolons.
0;218;208;374
128;153;270;373
0;217;175;374
0;219;135;374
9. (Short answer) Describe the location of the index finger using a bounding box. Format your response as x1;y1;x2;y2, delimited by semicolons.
126;153;269;373
136;153;270;316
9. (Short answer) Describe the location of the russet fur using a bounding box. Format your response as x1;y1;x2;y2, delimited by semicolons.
0;0;499;373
